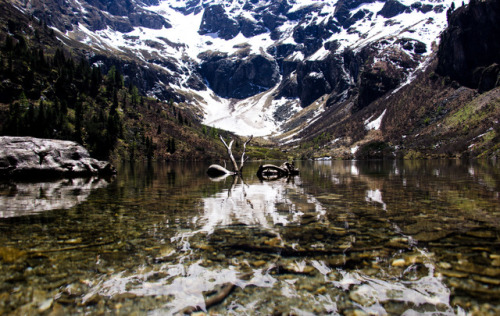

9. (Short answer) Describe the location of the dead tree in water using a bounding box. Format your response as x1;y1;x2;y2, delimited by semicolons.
207;135;253;177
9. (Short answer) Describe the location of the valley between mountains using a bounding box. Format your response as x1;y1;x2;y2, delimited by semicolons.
0;0;499;160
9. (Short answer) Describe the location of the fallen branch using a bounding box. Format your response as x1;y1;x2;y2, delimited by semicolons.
180;282;235;314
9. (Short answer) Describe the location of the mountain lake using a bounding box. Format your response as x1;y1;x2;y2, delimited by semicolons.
0;160;499;315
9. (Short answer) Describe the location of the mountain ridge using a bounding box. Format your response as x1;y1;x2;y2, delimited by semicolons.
1;0;499;159
8;0;457;136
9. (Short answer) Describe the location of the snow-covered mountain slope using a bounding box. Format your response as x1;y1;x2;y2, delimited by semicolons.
11;0;466;136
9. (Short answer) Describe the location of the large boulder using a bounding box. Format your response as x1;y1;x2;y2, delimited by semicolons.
0;137;116;179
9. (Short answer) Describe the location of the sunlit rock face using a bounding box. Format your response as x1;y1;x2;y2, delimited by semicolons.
0;177;111;217
0;136;115;179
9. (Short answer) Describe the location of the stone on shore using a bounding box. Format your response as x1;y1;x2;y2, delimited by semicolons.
0;136;116;179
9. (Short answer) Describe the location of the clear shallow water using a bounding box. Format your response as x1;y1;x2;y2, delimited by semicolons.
0;160;499;315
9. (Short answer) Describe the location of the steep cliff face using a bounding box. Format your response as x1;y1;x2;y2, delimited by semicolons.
437;0;500;92
198;51;280;99
198;4;240;40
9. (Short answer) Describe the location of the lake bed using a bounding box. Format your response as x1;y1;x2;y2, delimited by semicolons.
1;160;499;315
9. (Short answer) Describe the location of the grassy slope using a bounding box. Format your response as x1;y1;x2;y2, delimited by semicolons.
285;57;500;160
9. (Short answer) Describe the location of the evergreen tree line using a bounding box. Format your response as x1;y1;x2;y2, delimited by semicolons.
0;35;161;159
0;34;127;159
1;32;219;161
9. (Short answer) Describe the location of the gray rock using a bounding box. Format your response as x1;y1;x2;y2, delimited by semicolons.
0;137;116;179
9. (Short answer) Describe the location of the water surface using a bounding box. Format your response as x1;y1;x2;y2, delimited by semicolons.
0;160;499;315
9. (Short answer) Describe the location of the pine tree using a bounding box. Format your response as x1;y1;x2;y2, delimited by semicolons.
37;100;46;137
74;101;83;144
169;138;176;154
26;103;35;135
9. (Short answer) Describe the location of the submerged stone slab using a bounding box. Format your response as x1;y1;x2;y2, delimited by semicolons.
0;136;116;179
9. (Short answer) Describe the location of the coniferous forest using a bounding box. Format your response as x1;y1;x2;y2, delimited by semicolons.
0;16;245;162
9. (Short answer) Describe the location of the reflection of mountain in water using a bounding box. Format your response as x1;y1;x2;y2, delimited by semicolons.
74;161;500;315
198;177;326;235
0;177;112;217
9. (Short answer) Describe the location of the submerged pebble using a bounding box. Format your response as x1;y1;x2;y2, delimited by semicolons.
391;259;406;267
38;298;53;313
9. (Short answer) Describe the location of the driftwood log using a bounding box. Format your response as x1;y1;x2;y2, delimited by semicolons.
207;135;253;177
257;162;299;180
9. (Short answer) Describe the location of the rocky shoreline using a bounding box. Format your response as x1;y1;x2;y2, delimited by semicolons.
0;136;116;179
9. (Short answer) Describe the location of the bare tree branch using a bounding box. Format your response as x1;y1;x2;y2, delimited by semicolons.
239;135;253;172
207;135;254;177
219;135;239;172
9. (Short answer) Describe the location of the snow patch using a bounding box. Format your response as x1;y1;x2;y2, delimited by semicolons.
365;109;387;131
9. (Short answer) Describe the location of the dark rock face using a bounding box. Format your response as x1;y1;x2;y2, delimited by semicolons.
199;53;279;99
33;0;167;32
0;137;116;179
267;43;298;76
262;12;287;32
377;0;410;18
198;5;240;40
397;38;427;55
437;0;500;91
334;0;375;28
293;21;338;57
354;43;419;111
290;53;353;107
238;17;267;38
27;0;171;32
410;2;434;14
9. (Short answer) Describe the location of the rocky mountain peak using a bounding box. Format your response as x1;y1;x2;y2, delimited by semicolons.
5;0;467;137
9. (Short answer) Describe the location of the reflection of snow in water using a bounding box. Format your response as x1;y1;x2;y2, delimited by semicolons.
197;178;325;235
334;264;460;315
85;247;462;315
83;260;276;315
81;171;466;316
365;189;387;211
0;177;111;217
351;162;359;176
